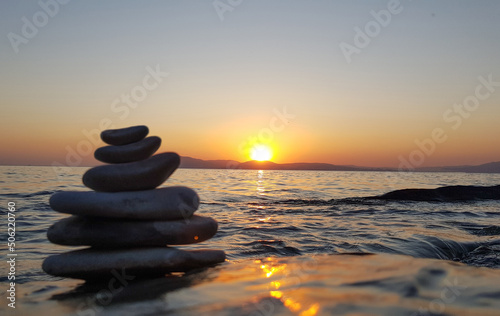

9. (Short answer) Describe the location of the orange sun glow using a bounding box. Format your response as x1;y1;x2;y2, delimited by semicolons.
250;144;273;161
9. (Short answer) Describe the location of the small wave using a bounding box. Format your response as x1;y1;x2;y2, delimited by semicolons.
243;225;304;232
397;236;489;261
241;242;302;256
201;202;228;206
2;190;56;198
463;225;500;236
243;239;285;247
249;197;386;207
461;245;500;268
277;198;333;205
25;190;56;197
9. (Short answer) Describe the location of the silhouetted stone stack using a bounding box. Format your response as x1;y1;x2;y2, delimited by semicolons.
42;125;225;280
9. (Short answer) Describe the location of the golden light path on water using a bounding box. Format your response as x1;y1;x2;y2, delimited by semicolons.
239;167;321;316
256;259;320;316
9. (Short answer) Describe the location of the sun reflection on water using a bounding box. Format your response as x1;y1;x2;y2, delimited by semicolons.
258;216;272;222
256;170;265;196
260;263;286;278
256;259;320;316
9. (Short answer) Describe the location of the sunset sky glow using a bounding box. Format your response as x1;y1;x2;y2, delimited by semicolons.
1;0;499;168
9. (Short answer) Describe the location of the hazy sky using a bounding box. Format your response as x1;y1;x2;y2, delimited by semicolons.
1;0;499;168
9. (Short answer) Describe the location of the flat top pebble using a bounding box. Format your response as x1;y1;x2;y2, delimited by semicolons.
101;125;149;145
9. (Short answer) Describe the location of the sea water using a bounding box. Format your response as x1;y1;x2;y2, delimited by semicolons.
1;166;500;314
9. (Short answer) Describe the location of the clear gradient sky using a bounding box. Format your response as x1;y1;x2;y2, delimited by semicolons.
1;0;499;168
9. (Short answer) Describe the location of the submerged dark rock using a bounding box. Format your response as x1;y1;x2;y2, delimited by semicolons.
372;185;500;202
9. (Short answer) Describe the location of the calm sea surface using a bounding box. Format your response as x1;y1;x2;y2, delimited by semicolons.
1;166;500;314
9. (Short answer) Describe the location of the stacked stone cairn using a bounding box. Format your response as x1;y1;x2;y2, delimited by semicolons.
43;125;225;280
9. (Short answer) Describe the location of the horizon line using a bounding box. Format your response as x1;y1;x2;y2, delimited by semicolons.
1;156;499;170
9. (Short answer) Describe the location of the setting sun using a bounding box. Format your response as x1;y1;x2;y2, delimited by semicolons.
250;144;273;161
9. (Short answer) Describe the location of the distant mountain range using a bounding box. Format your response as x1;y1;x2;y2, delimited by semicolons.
180;157;500;173
417;161;500;173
